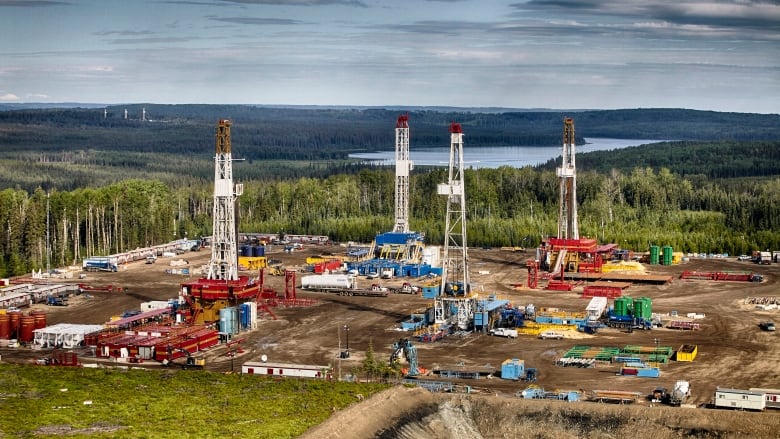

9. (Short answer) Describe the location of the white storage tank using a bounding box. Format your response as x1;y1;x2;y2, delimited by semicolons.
422;246;441;267
300;274;356;290
586;296;608;320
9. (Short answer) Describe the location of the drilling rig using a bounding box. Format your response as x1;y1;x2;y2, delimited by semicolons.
534;118;600;288
180;120;260;324
433;122;475;330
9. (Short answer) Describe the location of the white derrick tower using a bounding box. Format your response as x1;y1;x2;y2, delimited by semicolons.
393;114;412;233
434;123;474;330
207;119;243;281
557;117;579;239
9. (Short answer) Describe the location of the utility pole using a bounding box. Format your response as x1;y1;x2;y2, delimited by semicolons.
46;192;50;284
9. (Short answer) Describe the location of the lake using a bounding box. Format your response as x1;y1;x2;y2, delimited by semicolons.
349;138;663;169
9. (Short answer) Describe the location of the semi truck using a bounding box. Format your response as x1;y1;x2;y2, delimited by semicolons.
300;274;388;297
46;296;67;306
82;257;118;272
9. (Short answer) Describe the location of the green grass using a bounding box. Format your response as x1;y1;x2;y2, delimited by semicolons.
0;364;389;438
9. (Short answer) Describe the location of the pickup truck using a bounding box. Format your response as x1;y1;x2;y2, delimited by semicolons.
539;330;563;340
489;328;518;338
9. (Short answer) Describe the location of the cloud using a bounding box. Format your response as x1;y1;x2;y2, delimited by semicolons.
105;37;195;45
216;0;368;7
94;30;156;37
519;1;780;30
25;93;49;100
0;0;68;6
209;16;303;25
0;93;20;101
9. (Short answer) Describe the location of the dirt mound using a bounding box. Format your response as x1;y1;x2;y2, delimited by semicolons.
304;387;780;439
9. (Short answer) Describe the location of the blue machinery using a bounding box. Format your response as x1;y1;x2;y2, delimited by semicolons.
391;338;419;377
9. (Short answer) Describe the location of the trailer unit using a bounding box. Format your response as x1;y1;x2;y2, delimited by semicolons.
714;388;765;411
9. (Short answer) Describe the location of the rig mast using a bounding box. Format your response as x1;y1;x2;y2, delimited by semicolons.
557;117;579;239
207;119;243;281
434;122;474;330
438;122;470;296
393;114;412;233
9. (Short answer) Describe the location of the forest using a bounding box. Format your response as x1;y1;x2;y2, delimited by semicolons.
1;105;779;277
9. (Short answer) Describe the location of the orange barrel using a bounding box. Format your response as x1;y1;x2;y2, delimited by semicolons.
19;315;36;343
8;312;21;338
32;312;47;330
0;313;10;339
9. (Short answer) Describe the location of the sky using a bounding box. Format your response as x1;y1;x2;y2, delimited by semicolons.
0;0;778;113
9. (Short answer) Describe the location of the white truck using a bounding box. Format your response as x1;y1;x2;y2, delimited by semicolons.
490;328;518;338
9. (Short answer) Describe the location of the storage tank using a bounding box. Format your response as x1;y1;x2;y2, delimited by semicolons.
301;274;356;290
663;246;673;266
633;297;652;320
240;245;251;257
219;306;239;335
613;297;632;317
239;303;252;329
31;311;47;330
252;246;265;257
8;312;21;338
421;246;441;267
0;313;10;339
649;245;660;265
19;315;36;343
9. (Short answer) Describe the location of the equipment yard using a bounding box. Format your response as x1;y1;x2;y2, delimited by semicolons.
3;245;779;410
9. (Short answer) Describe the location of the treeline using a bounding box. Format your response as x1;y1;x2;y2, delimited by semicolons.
4;162;780;278
542;140;780;180
2;106;779;166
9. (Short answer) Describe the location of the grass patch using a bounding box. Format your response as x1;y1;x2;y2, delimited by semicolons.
0;364;388;438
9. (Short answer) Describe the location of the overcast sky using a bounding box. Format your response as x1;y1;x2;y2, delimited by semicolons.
1;0;778;113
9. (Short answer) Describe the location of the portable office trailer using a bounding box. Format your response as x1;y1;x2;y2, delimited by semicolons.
242;361;332;379
714;388;765;411
749;388;780;409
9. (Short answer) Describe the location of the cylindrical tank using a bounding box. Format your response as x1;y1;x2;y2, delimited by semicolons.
614;297;631;317
239;303;250;329
301;274;355;290
19;315;36;343
663;246;673;266
219;306;239;335
240;245;251;257
32;312;47;330
0;314;10;339
649;245;660;265
633;297;653;320
8;312;21;338
252;246;265;257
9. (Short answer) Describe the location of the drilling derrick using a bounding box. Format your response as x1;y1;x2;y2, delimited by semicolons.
180;120;259;325
207;119;243;281
393;114;412;233
434;122;474;330
557;117;578;240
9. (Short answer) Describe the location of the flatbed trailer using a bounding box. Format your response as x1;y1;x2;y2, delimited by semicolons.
333;288;388;297
302;286;389;297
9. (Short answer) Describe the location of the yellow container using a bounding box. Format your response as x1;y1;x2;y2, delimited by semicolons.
676;344;698;362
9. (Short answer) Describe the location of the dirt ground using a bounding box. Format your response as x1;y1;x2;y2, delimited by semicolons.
3;244;779;410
